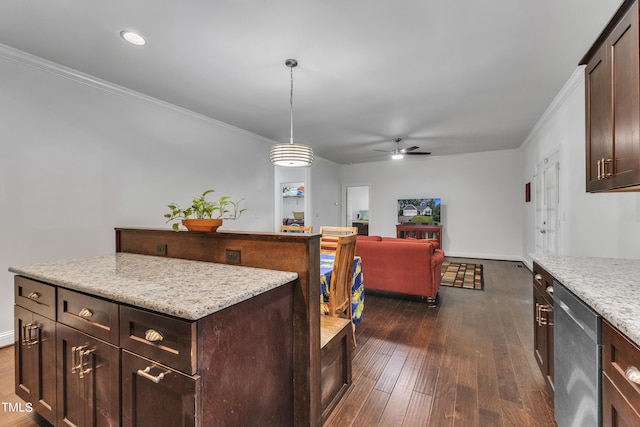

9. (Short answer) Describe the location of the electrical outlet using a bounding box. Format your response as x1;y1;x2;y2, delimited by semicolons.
225;249;241;264
156;243;167;256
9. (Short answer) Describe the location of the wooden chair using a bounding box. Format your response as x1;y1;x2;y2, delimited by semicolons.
319;226;357;253
326;233;358;346
279;225;313;233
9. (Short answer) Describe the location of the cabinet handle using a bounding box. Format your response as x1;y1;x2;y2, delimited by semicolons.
625;366;640;385
534;274;542;284
540;305;553;326
535;303;540;325
27;324;39;347
144;329;164;343
71;345;83;374
597;159;602;180
603;158;614;178
137;365;170;384
26;292;40;300
21;324;30;346
78;308;93;319
21;323;39;347
78;348;95;379
546;286;554;295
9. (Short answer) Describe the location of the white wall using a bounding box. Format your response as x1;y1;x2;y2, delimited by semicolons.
522;67;640;267
309;156;342;230
0;46;280;346
340;150;523;260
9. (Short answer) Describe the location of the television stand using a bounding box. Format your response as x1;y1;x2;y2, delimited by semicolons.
396;224;442;248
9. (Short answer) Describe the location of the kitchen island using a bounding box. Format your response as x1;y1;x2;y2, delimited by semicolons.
11;252;298;427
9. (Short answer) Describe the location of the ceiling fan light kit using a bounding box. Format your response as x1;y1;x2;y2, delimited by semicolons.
376;137;431;160
270;58;313;167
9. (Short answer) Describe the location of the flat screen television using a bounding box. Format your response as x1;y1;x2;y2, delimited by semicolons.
397;198;441;225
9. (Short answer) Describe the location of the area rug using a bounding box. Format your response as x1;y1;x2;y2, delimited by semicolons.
440;261;484;290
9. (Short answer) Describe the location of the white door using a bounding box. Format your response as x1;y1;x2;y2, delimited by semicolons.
535;153;559;254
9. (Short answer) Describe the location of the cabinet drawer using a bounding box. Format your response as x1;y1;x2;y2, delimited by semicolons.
120;306;197;375
602;320;640;411
57;288;119;345
532;263;554;298
14;276;56;320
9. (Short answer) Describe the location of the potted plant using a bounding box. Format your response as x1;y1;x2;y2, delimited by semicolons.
164;189;246;232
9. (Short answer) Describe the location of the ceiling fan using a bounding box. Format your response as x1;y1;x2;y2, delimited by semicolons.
374;137;431;160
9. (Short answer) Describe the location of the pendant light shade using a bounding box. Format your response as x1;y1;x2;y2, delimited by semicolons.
270;59;313;167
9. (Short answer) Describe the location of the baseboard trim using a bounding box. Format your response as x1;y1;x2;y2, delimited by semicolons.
0;329;14;348
444;251;523;262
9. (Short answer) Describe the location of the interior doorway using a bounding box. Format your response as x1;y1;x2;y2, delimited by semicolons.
345;185;370;235
535;152;560;254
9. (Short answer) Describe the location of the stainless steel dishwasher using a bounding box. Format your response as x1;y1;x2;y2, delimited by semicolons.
553;280;602;427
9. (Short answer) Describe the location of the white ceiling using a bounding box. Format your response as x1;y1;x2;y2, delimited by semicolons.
0;0;623;164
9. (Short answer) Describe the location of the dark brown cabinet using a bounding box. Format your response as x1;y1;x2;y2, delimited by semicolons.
56;323;120;427
14;277;57;426
14;305;57;425
602;320;640;426
583;0;640;192
532;263;554;391
121;350;199;427
352;221;368;236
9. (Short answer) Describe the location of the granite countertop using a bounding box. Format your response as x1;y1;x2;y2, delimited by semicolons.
531;254;640;346
9;253;298;321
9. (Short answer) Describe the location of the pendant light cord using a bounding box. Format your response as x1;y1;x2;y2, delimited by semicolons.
289;63;294;144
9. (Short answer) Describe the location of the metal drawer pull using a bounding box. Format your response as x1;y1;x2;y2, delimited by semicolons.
534;274;542;284
546;286;554;295
78;308;93;319
78;348;95;379
145;329;164;343
137;366;170;384
71;345;84;374
625;366;640;385
539;305;553;326
27;292;40;300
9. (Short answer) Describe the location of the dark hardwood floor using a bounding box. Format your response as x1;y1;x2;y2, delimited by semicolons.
0;258;555;427
324;258;556;427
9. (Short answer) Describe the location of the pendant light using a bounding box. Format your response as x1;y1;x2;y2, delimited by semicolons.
270;59;314;167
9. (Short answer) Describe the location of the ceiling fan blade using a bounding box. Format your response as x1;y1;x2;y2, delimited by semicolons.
401;146;420;153
373;149;391;153
405;151;431;156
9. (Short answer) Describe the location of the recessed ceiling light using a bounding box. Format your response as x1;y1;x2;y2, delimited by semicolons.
120;31;146;46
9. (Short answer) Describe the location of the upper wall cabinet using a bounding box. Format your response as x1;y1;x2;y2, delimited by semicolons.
582;0;640;192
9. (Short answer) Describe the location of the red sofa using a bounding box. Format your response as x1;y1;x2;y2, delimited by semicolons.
355;235;444;304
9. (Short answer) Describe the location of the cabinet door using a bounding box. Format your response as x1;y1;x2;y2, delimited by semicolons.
533;288;549;374
532;284;554;390
585;41;613;192
609;4;640;189
57;323;120;427
14;305;57;425
603;375;640;427
121;350;200;427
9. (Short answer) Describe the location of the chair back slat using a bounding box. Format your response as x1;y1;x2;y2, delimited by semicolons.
328;233;357;322
320;226;357;254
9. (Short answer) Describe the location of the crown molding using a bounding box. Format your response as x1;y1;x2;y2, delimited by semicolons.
0;43;278;145
520;66;585;150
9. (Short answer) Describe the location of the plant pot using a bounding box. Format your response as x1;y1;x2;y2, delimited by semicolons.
182;219;223;232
